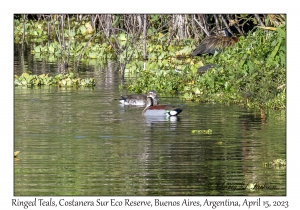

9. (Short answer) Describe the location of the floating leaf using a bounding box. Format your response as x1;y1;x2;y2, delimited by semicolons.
14;151;20;157
61;79;66;86
191;129;213;134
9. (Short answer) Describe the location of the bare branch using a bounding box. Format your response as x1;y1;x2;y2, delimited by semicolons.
254;14;266;27
213;14;221;31
226;14;244;36
218;14;234;35
143;14;147;70
193;14;210;36
21;14;26;50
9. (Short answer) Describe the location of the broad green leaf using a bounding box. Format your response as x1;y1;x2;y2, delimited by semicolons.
276;27;286;38
49;46;54;53
78;25;87;35
88;52;97;58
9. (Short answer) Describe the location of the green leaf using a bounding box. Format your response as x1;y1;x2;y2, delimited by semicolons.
267;39;281;66
34;46;41;53
21;80;27;85
276;27;286;38
78;25;87;35
112;15;120;26
207;78;214;89
118;33;127;41
88;52;97;58
49;45;54;53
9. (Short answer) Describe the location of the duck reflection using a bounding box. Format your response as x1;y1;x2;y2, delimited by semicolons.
117;103;145;115
143;115;180;124
239;109;266;133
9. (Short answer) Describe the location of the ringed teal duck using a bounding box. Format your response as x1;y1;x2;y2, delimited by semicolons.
119;90;159;106
142;92;182;116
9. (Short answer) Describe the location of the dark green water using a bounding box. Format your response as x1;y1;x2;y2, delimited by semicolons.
14;50;286;196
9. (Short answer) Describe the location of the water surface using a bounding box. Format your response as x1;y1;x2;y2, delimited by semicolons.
14;47;286;196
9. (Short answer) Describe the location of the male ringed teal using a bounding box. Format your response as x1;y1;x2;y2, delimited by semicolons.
142;93;182;116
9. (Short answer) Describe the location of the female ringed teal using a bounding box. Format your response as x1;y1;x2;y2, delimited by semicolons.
119;90;159;106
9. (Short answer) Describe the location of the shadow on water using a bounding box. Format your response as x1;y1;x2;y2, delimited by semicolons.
14;45;286;196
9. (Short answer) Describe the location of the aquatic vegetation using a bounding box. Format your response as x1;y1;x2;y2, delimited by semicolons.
245;183;274;191
191;129;213;134
14;72;96;87
126;26;286;109
263;159;286;169
14;16;117;65
13;14;286;109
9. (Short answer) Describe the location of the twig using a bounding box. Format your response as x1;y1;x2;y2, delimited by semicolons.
66;15;71;65
193;14;210;36
21;14;26;51
254;14;266;27
51;15;62;48
213;14;221;31
61;15;66;51
226;14;244;35
143;14;147;70
99;15;122;55
219;14;234;35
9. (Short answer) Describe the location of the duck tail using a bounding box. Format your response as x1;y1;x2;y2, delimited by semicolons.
169;108;182;116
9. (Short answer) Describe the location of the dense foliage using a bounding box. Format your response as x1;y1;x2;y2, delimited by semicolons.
14;14;286;109
127;27;286;109
14;72;96;87
14;16;116;64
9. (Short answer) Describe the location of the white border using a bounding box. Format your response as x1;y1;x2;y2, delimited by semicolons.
2;0;297;209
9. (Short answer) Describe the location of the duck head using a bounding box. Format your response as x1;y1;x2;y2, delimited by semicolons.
147;90;159;105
